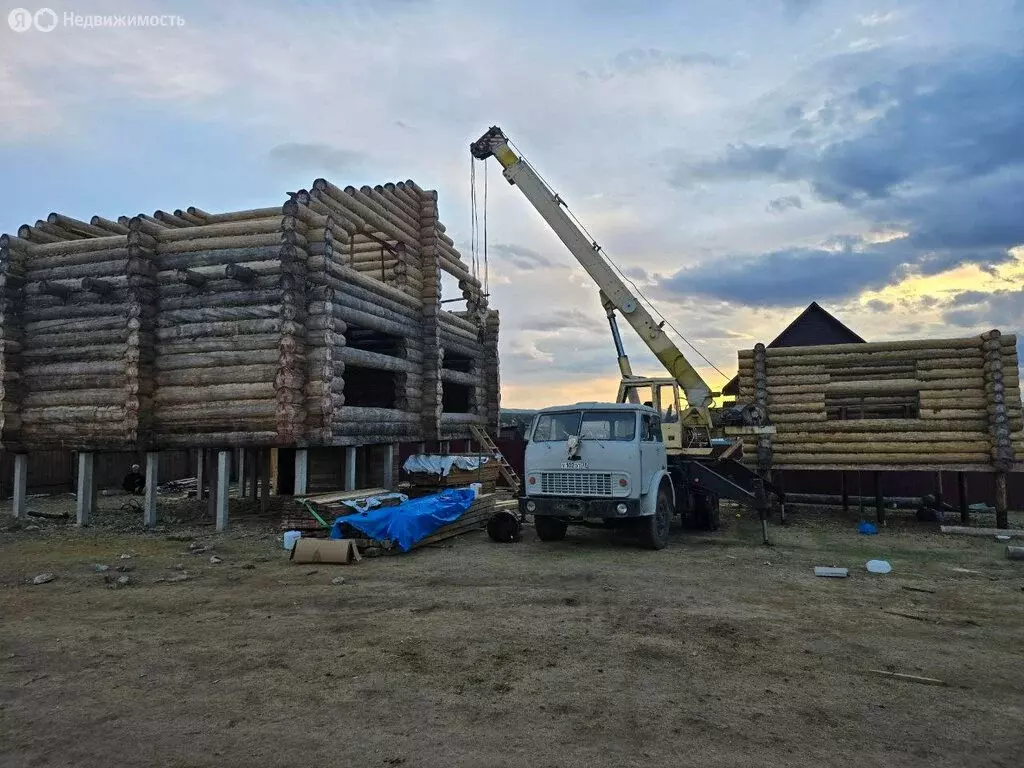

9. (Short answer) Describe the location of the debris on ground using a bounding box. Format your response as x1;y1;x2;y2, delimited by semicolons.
902;585;936;594
209;555;223;565
165;572;189;583
291;539;361;565
31;573;56;585
814;566;849;578
882;609;932;622
866;560;892;574
109;575;132;589
26;509;69;520
23;524;41;531
867;669;948;687
331;576;346;585
858;521;878;535
1006;546;1024;561
116;564;134;572
93;564;110;573
119;553;133;560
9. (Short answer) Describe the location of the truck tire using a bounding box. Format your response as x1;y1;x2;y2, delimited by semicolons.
534;515;568;541
639;486;673;550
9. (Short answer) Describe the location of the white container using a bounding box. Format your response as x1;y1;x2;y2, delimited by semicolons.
283;530;302;551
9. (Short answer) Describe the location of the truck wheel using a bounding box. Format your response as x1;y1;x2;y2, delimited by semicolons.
534;515;568;542
639;486;673;550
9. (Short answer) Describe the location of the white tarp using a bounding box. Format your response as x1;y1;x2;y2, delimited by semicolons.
340;492;409;513
402;454;490;477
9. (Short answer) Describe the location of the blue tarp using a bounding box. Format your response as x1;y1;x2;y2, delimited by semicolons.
330;488;477;552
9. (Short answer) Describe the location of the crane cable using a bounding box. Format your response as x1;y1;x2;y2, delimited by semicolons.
469;157;491;295
483;160;489;295
505;139;730;383
469;156;479;281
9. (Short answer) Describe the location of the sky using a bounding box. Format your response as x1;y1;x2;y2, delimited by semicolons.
2;0;1023;408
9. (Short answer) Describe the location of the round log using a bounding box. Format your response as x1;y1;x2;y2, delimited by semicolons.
304;192;363;235
156;349;279;371
156;364;277;386
157;217;284;242
767;452;992;465
154;399;277;422
175;209;206;226
334;406;419;423
17;225;62;244
153;210;193;228
27;258;128;281
155;233;285;255
345;185;420;244
21;405;125;424
22;388;124;408
155;382;275;404
202;207;285;224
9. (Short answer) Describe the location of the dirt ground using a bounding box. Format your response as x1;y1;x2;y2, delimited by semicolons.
1;495;1023;768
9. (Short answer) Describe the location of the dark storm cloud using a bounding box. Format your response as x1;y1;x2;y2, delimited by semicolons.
660;52;1024;307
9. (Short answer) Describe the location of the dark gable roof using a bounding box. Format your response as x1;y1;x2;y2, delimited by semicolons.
721;302;865;396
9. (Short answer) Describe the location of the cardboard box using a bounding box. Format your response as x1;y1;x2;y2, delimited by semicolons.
290;538;362;565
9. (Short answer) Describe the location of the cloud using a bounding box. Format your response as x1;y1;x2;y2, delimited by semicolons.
950;290;989;306
942;288;1024;330
679;52;1024;205
865;298;893;312
488;243;557;271
622;266;649;281
858;12;895;27
580;47;730;80
519;308;594;332
659;240;909;306
766;194;803;213
662;50;1024;306
781;0;820;21
268;143;363;175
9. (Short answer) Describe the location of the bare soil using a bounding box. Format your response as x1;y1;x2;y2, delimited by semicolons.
1;496;1023;768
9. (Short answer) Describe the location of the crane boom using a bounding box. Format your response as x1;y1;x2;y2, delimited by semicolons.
470;126;713;408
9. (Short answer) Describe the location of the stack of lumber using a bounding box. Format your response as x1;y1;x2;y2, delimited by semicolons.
737;333;1022;469
335;491;516;553
404;454;500;491
281;486;391;532
0;177;502;454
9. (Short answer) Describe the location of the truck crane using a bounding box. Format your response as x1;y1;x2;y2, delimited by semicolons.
471;126;780;543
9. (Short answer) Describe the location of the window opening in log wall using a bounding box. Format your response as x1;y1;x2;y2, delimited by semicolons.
825;392;920;420
345;366;398;409
442;382;472;413
441;350;474;413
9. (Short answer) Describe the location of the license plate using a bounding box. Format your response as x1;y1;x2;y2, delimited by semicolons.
561;461;589;469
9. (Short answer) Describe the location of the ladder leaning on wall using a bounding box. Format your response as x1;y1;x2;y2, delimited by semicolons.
470;425;521;493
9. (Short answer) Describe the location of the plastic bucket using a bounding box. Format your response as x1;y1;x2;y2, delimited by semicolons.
283;530;302;551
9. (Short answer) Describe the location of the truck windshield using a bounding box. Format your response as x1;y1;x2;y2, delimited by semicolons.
532;411;636;442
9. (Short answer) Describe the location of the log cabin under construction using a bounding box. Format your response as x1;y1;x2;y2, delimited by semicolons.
0;178;500;528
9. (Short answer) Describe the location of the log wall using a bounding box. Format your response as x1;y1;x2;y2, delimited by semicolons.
0;179;499;452
737;333;1022;470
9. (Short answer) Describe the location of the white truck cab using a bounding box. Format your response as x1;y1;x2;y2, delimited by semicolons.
520;402;676;549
